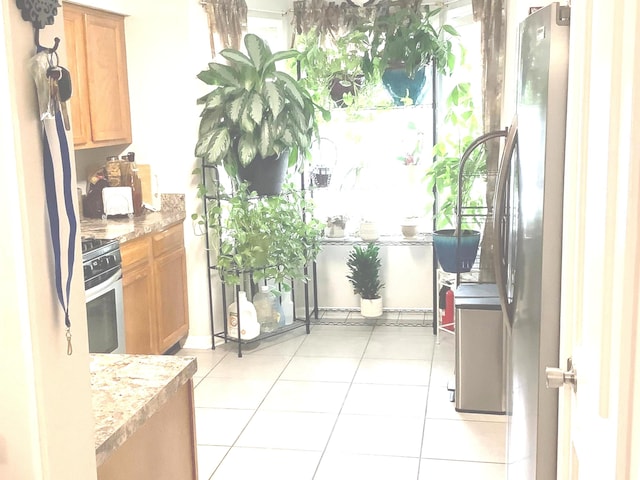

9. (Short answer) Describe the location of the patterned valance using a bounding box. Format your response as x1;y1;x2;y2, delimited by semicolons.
292;0;422;41
201;0;248;57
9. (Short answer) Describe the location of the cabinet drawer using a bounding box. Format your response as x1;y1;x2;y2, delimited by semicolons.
153;224;184;257
121;236;151;270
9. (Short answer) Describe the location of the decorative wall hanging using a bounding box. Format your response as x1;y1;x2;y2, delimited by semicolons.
16;0;60;30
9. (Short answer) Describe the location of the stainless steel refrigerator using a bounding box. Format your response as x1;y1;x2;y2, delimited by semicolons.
493;3;571;479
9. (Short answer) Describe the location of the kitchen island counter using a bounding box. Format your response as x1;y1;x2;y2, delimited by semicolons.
81;193;186;243
90;353;197;468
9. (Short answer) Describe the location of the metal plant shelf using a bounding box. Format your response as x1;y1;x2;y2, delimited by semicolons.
214;319;309;345
320;234;433;247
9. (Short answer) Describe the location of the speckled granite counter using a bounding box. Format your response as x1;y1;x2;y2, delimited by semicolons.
90;354;197;466
81;193;186;243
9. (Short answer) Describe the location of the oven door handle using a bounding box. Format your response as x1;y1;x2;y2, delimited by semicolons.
85;268;123;302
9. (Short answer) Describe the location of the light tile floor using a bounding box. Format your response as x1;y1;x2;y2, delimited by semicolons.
177;313;507;480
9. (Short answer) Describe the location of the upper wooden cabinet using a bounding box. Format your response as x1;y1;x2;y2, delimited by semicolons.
63;3;132;149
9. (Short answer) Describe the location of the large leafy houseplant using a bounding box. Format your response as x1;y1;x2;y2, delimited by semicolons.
426;81;486;273
425;81;484;231
195;34;328;186
200;179;324;289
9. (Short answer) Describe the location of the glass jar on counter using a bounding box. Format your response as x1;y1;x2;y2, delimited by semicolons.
106;156;121;187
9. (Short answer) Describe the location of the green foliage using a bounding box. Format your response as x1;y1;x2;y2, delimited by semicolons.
346;243;384;300
203;180;324;288
360;6;460;81
295;29;381;112
195;34;330;181
425;81;485;230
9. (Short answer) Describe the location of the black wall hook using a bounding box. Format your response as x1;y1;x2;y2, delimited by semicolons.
34;28;60;53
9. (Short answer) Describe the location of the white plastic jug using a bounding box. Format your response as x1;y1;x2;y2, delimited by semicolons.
227;291;260;340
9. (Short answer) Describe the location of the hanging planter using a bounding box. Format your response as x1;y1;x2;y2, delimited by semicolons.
382;65;431;106
311;166;332;188
329;74;364;108
309;137;337;188
433;229;481;273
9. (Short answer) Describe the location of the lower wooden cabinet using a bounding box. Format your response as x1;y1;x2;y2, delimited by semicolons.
121;222;189;354
97;380;197;480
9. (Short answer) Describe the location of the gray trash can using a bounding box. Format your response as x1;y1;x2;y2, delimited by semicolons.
454;283;506;414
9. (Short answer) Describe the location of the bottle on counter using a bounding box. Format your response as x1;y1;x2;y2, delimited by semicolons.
123;152;144;216
227;291;260;340
106;156;121;187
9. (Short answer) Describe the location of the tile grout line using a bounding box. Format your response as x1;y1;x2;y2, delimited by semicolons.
416;332;438;479
310;319;376;480
201;333;306;480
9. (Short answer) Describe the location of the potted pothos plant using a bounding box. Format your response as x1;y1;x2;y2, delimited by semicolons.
295;28;371;109
425;81;485;273
346;242;384;317
361;5;459;105
195;33;329;196
199;179;325;288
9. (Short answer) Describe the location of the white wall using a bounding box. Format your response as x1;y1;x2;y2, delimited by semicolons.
69;0;215;345
317;244;433;310
0;0;97;478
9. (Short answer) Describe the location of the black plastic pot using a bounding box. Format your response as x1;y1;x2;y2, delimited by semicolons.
433;229;481;273
329;75;364;108
237;150;289;196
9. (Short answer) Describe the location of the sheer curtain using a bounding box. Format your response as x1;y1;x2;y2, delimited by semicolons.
201;0;248;57
472;0;506;282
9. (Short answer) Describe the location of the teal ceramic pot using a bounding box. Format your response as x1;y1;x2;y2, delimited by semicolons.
382;65;431;106
433;229;481;273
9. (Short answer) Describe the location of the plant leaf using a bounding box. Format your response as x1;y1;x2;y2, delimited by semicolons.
263;49;299;70
258;121;272;158
273;71;305;107
198;127;230;164
198;63;238;87
238;136;257;166
219;48;254;68
226;96;244;123
246;92;264;125
244;34;270;72
263;81;284;117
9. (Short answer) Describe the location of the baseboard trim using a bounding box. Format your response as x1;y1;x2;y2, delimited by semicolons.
181;335;213;350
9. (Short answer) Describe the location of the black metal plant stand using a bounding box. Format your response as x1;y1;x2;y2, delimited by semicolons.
200;160;318;357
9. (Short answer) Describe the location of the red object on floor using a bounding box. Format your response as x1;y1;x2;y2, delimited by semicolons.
442;288;455;331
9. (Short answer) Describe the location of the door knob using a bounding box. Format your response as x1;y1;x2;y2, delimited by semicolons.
545;357;577;392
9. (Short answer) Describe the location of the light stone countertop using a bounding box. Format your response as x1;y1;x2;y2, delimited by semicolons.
81;193;186;243
90;353;197;466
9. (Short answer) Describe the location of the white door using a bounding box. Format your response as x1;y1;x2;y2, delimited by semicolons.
556;0;640;478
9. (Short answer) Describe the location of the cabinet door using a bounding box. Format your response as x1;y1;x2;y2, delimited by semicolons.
154;247;189;353
84;10;132;145
122;261;157;354
62;5;91;146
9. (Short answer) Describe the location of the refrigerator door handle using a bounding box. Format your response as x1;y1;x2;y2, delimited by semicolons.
492;115;518;331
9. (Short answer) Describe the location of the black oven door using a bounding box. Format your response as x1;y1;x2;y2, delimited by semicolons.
85;268;125;354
